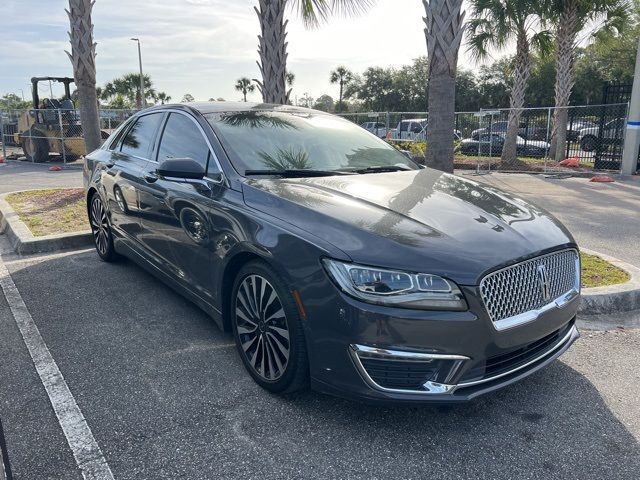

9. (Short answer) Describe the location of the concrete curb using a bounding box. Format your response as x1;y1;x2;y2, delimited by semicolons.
578;248;640;330
0;191;92;255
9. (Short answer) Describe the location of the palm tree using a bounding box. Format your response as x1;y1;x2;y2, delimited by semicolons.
329;65;353;112
548;0;629;161
468;0;552;165
156;92;171;104
235;77;256;102
254;0;373;104
423;0;466;172
65;0;101;153
101;73;155;106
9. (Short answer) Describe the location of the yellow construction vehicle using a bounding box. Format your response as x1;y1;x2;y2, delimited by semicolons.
14;76;108;162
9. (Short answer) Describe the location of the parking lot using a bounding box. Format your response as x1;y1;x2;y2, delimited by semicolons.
1;163;639;479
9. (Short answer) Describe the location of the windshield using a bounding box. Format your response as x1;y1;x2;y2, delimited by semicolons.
206;110;417;175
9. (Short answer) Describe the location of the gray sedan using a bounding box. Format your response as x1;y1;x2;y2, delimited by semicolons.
84;102;579;404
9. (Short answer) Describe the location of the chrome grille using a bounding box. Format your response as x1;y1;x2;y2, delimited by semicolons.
480;249;579;324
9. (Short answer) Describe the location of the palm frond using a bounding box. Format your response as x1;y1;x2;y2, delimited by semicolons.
258;147;311;170
289;0;375;28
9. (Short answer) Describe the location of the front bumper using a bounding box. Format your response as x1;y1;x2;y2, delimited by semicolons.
303;279;581;404
348;322;578;399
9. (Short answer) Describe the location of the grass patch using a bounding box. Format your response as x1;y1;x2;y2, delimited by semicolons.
581;252;630;288
5;188;88;237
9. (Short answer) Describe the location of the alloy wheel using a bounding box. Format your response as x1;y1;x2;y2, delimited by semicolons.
89;196;110;256
235;274;290;381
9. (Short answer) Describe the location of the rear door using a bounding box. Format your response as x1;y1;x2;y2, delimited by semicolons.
102;112;164;240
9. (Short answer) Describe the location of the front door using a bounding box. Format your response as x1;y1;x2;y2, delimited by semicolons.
137;111;226;303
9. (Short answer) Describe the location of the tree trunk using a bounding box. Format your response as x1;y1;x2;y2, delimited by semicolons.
501;29;530;165
338;80;344;112
551;0;579;162
255;0;288;104
66;0;101;153
427;74;457;172
423;0;466;173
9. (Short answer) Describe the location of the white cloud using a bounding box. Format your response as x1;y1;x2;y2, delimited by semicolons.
0;0;487;103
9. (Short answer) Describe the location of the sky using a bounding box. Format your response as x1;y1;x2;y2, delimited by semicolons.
0;0;484;104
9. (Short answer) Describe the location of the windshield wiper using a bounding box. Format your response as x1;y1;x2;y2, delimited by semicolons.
342;165;413;174
244;169;356;178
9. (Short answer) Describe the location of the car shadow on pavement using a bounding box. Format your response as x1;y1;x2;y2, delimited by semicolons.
2;250;639;479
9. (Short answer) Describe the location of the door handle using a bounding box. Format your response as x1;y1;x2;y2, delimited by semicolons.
143;172;158;183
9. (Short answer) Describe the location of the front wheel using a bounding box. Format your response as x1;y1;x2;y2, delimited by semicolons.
231;261;309;393
89;193;119;262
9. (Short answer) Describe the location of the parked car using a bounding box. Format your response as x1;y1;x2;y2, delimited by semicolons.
390;118;461;141
566;120;597;142
359;121;388;138
84;102;580;403
471;120;546;141
460;133;550;158
578;118;626;152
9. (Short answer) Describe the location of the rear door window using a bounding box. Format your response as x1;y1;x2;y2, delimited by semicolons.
120;113;164;159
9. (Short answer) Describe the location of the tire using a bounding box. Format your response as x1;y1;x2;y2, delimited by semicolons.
21;130;49;163
580;135;597;152
231;260;309;394
88;193;119;262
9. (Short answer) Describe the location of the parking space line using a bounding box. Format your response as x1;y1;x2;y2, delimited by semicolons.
0;256;115;480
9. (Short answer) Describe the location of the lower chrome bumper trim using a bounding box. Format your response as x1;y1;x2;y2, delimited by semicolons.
350;324;579;395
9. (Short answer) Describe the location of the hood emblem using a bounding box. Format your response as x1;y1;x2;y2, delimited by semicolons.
537;264;551;302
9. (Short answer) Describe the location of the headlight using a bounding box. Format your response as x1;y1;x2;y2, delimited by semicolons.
322;259;467;311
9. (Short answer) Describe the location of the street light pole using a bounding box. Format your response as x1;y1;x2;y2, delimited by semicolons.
131;38;146;108
621;36;640;175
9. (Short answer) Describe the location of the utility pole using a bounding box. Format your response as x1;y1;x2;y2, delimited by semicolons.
621;36;640;175
131;38;146;108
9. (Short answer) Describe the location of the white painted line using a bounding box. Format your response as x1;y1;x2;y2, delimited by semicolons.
0;256;115;480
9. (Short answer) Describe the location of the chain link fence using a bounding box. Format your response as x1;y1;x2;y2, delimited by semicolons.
0;108;136;164
338;103;630;174
1;104;631;173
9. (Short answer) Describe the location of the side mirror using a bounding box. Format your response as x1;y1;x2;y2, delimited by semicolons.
157;158;205;180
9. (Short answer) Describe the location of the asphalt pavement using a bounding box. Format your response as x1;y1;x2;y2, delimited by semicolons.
0;237;639;479
0;159;82;194
0;162;639;478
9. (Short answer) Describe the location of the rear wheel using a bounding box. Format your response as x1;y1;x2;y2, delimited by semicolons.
22;130;49;163
89;193;119;262
231;261;308;393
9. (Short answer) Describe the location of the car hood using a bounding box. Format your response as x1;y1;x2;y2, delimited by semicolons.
242;169;575;285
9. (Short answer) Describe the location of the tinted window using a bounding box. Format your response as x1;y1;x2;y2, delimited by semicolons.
157;113;214;171
206;110;415;174
120;113;163;158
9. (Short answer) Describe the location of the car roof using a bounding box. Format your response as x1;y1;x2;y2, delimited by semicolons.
143;101;324;116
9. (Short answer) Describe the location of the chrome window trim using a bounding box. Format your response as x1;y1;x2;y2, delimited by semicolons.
349;323;579;396
480;248;581;332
